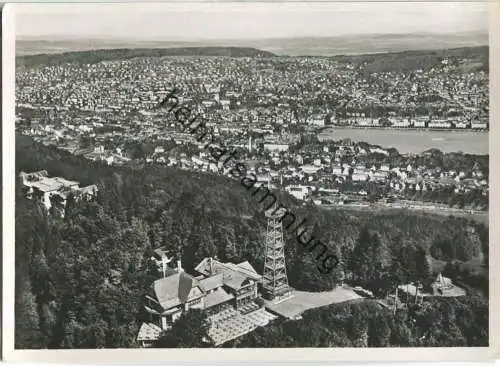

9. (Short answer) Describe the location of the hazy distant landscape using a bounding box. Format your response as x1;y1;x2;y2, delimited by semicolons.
17;31;488;56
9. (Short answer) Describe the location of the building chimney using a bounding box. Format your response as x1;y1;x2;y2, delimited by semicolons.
160;252;172;278
209;257;214;276
162;257;167;278
177;258;183;273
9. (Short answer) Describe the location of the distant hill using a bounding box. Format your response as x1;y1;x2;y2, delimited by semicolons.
332;45;489;73
17;47;276;67
17;31;488;57
17;44;488;74
248;32;488;56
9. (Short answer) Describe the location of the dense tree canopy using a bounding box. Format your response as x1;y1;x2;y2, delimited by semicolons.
155;310;213;348
15;135;488;348
228;297;488;347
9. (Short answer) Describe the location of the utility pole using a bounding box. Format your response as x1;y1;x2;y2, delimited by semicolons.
393;286;398;315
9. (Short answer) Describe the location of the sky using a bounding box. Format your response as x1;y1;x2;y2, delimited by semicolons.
15;2;489;41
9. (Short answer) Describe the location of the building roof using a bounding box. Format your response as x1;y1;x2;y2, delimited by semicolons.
56;186;74;199
221;271;249;291
25;173;80;193
195;258;261;291
195;258;216;277
137;322;162;341
203;288;234;309
54;177;79;187
234;261;260;278
152;248;170;260
199;273;224;292
152;271;202;310
30;177;64;193
79;184;98;195
20;170;49;181
434;273;453;287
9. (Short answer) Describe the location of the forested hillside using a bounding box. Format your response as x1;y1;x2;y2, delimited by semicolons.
333;46;488;73
229;297;488;347
17;47;277;67
15;135;488;348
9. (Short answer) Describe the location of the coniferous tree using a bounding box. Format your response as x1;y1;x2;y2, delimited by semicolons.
60;311;81;348
155;310;212;348
349;226;373;284
415;246;433;289
15;277;45;348
368;316;391;347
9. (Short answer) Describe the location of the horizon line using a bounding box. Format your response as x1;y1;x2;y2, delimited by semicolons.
17;29;489;42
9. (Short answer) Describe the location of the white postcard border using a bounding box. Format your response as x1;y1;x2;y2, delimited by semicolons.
2;1;499;362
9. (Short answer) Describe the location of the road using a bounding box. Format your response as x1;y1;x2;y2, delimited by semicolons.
320;201;488;225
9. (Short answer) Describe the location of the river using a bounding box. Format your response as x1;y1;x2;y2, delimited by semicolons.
318;128;489;155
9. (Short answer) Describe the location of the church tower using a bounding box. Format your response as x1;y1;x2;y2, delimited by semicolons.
262;210;293;301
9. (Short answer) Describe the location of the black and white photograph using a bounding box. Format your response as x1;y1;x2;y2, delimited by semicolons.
3;1;495;358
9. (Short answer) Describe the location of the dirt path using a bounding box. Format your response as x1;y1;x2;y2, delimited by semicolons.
265;286;363;319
